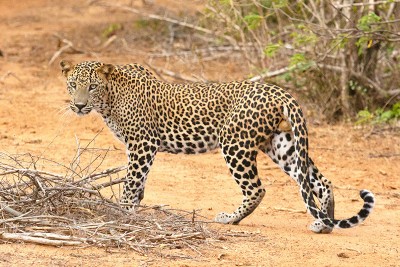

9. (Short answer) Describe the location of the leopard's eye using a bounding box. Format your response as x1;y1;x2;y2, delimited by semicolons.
89;84;98;91
69;81;76;88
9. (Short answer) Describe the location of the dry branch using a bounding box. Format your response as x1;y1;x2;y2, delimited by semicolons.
334;0;400;8
249;62;319;82
249;65;297;82
1;232;83;246
0;138;223;256
48;34;88;65
145;63;202;83
0;202;22;217
273;207;306;214
97;2;237;46
0;71;22;83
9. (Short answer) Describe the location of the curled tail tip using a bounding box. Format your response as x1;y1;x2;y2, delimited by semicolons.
331;189;375;230
360;189;374;198
360;189;375;206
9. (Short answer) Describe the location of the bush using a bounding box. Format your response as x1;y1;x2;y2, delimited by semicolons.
204;0;400;120
357;101;400;124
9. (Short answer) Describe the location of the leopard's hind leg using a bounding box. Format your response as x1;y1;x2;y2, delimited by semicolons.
215;108;270;224
215;142;266;224
308;158;335;219
262;131;335;233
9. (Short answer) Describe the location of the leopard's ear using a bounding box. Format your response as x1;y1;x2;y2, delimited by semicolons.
97;63;115;82
60;60;73;77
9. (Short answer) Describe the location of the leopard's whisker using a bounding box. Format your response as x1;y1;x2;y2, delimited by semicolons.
56;104;71;115
58;107;74;121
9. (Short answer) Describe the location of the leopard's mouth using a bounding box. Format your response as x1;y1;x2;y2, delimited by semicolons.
76;110;90;116
70;105;92;116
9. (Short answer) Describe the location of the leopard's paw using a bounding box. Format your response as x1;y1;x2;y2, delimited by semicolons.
215;212;241;225
309;219;333;234
215;212;233;224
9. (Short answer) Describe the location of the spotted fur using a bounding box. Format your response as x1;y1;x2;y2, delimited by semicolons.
60;60;375;233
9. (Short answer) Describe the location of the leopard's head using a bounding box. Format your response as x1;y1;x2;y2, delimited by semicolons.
60;60;115;116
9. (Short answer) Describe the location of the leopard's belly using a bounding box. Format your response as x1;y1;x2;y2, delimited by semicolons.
157;125;220;154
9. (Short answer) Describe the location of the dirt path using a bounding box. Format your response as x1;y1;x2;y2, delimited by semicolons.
0;1;399;266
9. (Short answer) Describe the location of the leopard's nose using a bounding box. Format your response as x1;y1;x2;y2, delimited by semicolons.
75;103;86;111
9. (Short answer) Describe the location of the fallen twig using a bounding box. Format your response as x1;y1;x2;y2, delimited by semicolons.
0;71;22;83
0;232;82;246
273;207;306;213
260;165;280;170
369;153;400;158
99;35;118;51
0;202;22;217
345;247;361;254
48;34;87;65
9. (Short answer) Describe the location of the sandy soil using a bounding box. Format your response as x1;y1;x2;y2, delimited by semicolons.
0;1;399;266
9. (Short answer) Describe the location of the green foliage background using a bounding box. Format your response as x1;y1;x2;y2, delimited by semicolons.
202;0;400;122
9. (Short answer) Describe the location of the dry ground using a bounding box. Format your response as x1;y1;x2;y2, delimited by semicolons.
0;1;399;266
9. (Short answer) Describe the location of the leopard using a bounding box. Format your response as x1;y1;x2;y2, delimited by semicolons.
60;60;375;233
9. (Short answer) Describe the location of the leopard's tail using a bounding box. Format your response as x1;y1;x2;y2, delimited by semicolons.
281;100;375;232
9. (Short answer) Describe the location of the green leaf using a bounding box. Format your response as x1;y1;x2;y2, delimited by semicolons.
289;53;314;71
280;72;292;82
271;0;288;8
219;0;231;6
264;43;281;57
356;110;374;125
355;36;369;56
260;0;273;8
290;24;317;47
289;53;306;66
357;12;381;31
375;107;384;116
243;13;263;30
379;110;394;122
102;23;122;38
392;102;400;114
358;110;372;117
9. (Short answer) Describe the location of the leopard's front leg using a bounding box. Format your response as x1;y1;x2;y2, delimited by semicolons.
120;140;158;209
